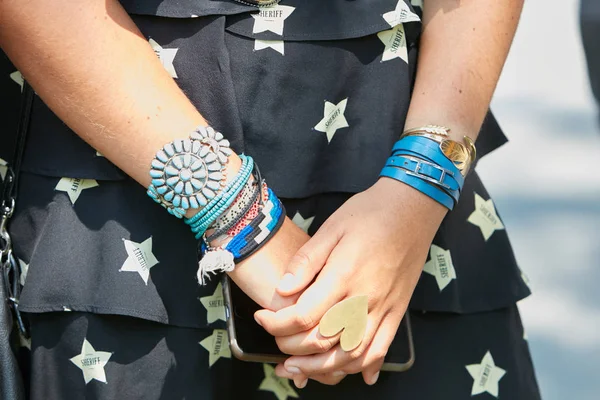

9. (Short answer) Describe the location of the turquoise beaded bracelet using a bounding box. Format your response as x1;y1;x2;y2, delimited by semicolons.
186;155;255;238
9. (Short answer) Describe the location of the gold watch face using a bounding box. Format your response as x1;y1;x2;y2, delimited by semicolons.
440;140;471;174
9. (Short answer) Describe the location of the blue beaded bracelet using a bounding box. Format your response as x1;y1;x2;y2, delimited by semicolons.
196;186;285;285
224;188;284;261
185;154;252;226
186;156;254;238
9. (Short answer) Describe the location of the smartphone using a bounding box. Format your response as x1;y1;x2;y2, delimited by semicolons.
222;275;415;372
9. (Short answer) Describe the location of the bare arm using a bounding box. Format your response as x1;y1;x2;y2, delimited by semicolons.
405;0;524;139
0;0;225;185
0;0;308;309
255;0;526;387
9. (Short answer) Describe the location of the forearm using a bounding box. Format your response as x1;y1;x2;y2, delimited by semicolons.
405;0;524;139
0;0;309;309
0;0;241;188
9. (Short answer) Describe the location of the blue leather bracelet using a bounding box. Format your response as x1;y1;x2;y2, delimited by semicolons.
380;166;455;210
391;137;464;189
385;154;461;196
391;147;463;188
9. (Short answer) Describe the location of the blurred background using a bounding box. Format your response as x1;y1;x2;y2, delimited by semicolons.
476;0;600;399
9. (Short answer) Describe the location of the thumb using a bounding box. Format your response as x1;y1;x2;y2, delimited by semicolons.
277;226;341;296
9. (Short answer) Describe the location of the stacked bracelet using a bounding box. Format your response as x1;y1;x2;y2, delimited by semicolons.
206;179;260;242
146;125;285;285
196;185;285;285
380;125;477;210
185;155;254;239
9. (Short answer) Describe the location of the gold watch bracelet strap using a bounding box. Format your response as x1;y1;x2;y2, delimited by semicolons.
400;125;477;176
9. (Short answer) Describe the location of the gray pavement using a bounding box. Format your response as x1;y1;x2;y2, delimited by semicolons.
477;1;600;399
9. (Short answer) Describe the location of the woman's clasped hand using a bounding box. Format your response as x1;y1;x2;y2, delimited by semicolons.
254;179;448;388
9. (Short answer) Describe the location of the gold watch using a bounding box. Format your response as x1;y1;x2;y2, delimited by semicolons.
401;125;476;176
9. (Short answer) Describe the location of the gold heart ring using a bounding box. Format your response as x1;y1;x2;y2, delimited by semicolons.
318;296;369;352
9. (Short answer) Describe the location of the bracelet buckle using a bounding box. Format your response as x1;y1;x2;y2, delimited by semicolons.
404;158;453;191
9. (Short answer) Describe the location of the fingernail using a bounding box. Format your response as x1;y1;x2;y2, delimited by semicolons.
285;366;302;375
368;372;380;385
278;273;296;292
333;370;346;377
254;315;263;327
296;378;308;389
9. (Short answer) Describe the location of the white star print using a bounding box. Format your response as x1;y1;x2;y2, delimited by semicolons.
149;38;179;79
254;39;285;55
292;211;315;234
199;282;226;324
383;0;421;27
314;98;349;143
0;158;7;181
521;269;532;291
55;178;99;204
199;329;231;367
18;258;29;286
377;24;408;63
467;193;505;241
259;364;299;400
70;338;112;385
10;71;24;91
466;351;506;398
119;237;159;285
95;151;104;157
411;0;423;8
423;244;457;291
252;5;295;35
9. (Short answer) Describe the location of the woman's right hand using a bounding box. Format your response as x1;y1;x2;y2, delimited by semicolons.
227;217;310;311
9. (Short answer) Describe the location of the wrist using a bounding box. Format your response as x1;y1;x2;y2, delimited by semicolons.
374;177;447;227
403;116;480;142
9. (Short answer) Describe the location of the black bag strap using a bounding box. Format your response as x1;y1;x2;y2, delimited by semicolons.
1;79;34;339
1;80;34;214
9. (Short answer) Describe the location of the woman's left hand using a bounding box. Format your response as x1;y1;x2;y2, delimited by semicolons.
254;178;448;388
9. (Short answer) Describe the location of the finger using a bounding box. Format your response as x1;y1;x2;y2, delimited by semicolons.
283;315;381;375
293;376;309;389
275;325;341;356
255;267;345;336
306;371;347;386
275;365;347;387
277;224;342;296
275;367;311;389
345;314;398;385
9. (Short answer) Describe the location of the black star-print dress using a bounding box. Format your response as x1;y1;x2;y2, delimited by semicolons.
0;1;541;399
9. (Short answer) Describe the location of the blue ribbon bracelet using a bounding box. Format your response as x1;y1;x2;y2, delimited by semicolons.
380;135;467;210
385;154;461;196
379;165;455;210
391;136;464;188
